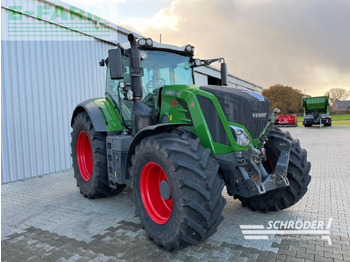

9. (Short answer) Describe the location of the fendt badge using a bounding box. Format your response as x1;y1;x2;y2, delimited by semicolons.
252;113;267;118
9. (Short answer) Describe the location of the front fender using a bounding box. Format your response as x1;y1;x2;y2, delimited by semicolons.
126;123;191;180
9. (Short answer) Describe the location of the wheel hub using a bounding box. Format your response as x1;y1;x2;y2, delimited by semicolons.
159;180;171;200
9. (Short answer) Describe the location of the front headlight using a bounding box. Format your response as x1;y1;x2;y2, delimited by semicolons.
230;126;251;146
140;50;148;60
184;44;194;54
138;38;146;46
146;38;153;46
194;58;202;66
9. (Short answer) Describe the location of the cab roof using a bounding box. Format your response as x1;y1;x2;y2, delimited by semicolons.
119;41;194;56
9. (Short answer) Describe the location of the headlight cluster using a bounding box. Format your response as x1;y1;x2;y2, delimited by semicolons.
230;126;251;146
138;38;153;47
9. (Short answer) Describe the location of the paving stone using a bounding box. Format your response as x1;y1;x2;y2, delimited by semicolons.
279;248;297;257
344;256;350;262
305;248;323;257
268;252;287;260
315;245;334;253
298;242;316;250
285;256;302;262
2;127;350;261
296;251;314;261
251;249;270;258
314;254;334;262
324;251;343;260
342;244;350;252
289;246;306;253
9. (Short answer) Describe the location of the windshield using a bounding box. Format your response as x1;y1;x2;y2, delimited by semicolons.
105;50;193;127
106;50;193;99
141;50;193;95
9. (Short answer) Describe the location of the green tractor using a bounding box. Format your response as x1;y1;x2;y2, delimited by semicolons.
71;34;311;249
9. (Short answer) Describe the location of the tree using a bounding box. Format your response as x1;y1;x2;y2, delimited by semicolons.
325;88;349;105
263;84;304;113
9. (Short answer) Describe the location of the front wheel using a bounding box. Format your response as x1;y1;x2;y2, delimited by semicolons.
237;128;311;212
130;130;226;249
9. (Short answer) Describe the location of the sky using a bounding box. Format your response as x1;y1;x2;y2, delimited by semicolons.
65;0;350;96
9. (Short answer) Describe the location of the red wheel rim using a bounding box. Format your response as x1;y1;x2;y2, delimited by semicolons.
77;131;93;182
140;162;173;224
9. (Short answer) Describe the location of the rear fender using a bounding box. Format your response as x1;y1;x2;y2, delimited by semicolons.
71;98;124;132
71;100;107;132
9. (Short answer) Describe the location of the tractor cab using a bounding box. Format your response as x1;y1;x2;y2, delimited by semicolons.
103;35;227;132
105;41;195;128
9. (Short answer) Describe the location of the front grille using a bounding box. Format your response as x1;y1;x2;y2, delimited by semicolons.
200;86;270;138
197;96;230;145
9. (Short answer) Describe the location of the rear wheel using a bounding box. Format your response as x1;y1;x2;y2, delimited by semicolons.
71;112;125;198
237;128;311;212
130;130;226;249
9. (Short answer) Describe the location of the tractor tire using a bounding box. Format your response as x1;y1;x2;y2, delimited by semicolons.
130;130;226;249
71;112;125;198
237;127;311;212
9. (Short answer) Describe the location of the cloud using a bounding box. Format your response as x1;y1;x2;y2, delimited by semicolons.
124;8;178;32
120;0;350;95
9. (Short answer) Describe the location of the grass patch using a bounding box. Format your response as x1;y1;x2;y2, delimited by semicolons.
332;121;350;125
331;114;350;121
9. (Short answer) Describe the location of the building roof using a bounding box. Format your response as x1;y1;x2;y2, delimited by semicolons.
334;100;350;108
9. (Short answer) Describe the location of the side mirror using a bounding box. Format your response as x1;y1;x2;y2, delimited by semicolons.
108;48;124;80
220;62;228;86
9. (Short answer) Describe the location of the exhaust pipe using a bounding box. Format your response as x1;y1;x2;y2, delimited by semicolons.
128;34;143;99
128;34;154;135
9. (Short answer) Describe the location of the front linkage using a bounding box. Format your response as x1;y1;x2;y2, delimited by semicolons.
235;135;291;198
216;123;291;199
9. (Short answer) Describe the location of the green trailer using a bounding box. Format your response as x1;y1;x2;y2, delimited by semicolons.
303;96;332;127
70;34;311;249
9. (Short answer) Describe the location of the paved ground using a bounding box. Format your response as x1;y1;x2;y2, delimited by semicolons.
2;126;350;261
